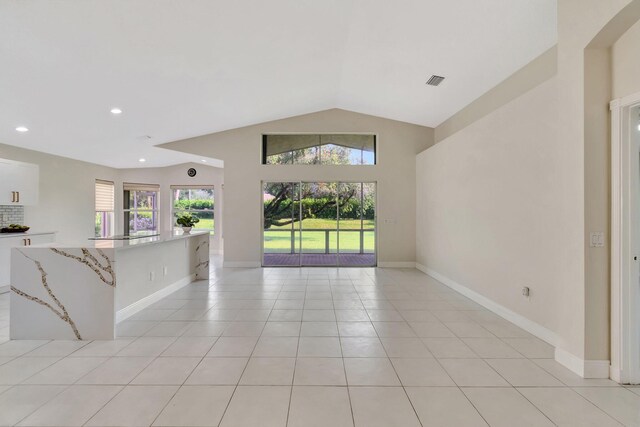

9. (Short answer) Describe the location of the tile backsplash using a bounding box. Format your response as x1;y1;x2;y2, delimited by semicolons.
0;205;24;227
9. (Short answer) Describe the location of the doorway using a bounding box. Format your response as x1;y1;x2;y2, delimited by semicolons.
262;181;376;267
611;97;640;384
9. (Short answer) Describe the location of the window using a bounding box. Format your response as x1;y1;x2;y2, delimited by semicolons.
262;134;376;165
123;183;160;235
171;186;214;234
95;180;114;237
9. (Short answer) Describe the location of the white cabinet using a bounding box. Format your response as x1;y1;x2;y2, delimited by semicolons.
0;233;55;290
0;158;39;206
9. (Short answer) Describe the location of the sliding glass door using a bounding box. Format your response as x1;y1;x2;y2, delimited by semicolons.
301;182;338;266
262;182;301;266
262;181;376;267
338;182;376;266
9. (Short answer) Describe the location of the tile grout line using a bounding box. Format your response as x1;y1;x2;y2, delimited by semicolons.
335;279;357;427
147;343;212;426
216;296;267;426
80;337;179;426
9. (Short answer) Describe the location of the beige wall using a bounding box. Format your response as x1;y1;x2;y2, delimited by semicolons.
435;46;558;143
556;0;639;362
417;77;563;341
418;0;638;369
0;143;223;251
612;18;640;98
0;143;121;243
160;108;434;266
119;163;223;253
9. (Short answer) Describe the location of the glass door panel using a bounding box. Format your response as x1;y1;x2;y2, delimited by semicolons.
263;182;300;266
338;182;376;266
301;182;338;265
337;182;362;256
362;183;376;256
262;181;376;267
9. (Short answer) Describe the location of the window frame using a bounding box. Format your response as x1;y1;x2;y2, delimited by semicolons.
123;184;160;235
261;134;377;166
170;186;215;235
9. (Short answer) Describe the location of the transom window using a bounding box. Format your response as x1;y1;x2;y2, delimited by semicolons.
123;183;160;235
171;186;215;234
262;134;376;165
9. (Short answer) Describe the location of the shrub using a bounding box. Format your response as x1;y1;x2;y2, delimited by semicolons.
173;199;214;210
264;196;374;221
130;216;154;231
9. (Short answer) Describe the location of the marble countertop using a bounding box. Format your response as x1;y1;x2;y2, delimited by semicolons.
22;230;209;250
0;230;56;239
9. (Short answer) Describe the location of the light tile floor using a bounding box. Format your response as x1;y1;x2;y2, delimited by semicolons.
0;257;638;426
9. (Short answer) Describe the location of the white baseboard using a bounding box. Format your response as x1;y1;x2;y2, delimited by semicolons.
378;262;416;268
116;274;195;323
416;263;560;346
223;261;262;268
554;347;610;378
416;264;611;379
610;366;622;383
554;347;585;377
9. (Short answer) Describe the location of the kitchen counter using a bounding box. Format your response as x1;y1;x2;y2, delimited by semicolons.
28;230;209;249
10;230;209;340
0;230;56;238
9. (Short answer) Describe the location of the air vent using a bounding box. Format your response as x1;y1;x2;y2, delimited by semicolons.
426;75;445;86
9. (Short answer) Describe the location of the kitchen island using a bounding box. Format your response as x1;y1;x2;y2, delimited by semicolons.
0;231;56;294
10;230;209;340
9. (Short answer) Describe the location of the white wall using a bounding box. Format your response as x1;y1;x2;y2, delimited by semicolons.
417;76;563;342
417;0;639;375
119;163;223;253
435;46;557;143
0;143;121;242
0;143;223;253
612;18;640;98
160;108;434;266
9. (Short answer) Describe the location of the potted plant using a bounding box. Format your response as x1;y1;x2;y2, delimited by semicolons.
176;213;199;234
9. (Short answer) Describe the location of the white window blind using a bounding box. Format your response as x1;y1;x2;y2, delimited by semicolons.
95;180;114;211
123;182;160;192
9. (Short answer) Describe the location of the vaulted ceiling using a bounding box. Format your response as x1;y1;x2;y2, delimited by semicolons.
0;0;557;168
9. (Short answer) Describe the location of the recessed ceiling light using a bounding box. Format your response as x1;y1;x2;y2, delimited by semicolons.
110;108;122;115
138;158;146;163
15;126;29;132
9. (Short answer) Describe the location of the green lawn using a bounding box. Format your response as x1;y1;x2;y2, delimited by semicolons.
173;218;214;233
264;218;375;253
194;218;214;230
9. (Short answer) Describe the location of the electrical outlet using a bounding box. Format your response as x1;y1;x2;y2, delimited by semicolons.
163;266;168;276
522;286;530;297
149;271;155;281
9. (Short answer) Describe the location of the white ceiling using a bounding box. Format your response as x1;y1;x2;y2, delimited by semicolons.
0;0;557;168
